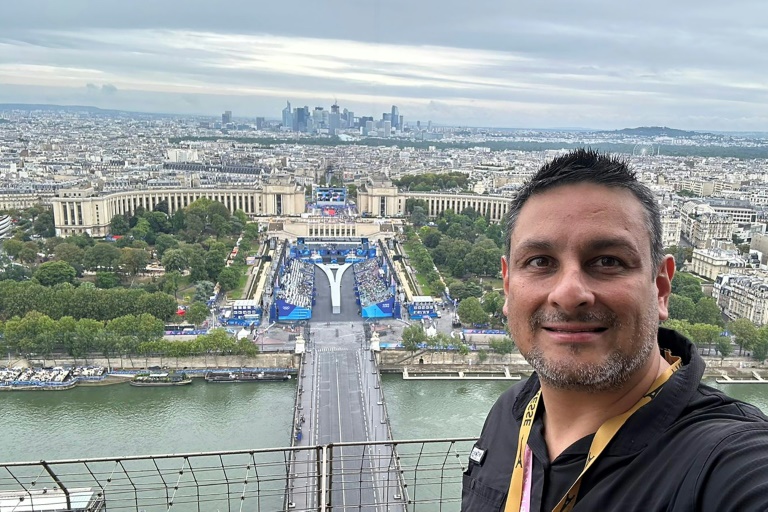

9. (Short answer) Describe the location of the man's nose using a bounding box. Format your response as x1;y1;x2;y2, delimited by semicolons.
547;266;595;311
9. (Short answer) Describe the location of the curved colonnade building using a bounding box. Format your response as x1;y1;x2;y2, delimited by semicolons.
48;177;513;237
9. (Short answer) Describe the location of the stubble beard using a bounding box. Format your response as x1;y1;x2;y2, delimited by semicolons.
521;305;659;393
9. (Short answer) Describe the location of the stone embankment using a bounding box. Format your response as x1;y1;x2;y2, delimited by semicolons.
17;351;768;380
377;350;768;379
19;354;298;371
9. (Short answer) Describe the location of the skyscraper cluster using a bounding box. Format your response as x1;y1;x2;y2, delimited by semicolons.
280;101;404;137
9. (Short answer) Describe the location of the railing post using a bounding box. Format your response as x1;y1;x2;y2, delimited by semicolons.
318;445;327;511
40;461;70;510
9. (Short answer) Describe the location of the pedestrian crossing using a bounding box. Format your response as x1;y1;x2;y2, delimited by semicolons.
315;346;358;352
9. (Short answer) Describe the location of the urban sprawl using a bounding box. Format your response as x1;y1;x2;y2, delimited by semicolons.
2;103;768;363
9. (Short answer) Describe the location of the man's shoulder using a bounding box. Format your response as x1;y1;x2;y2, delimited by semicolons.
672;382;768;457
481;376;536;431
495;376;535;409
691;382;768;423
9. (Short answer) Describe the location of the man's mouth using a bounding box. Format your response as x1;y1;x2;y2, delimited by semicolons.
543;327;608;333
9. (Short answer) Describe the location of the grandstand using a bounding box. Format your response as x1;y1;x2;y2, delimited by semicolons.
261;237;406;322
353;258;397;319
272;258;315;321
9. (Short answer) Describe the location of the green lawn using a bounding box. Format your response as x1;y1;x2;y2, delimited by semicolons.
414;273;434;296
228;269;251;300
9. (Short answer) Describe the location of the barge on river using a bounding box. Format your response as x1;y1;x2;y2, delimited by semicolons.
204;370;291;383
130;371;192;387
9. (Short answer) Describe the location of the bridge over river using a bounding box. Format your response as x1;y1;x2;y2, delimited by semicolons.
287;321;407;510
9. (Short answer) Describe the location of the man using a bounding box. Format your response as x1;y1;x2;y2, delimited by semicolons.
462;149;768;511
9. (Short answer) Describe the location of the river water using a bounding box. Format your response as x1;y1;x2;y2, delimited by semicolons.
0;376;765;463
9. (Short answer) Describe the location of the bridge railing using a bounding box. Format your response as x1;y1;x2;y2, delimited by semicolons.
0;438;476;511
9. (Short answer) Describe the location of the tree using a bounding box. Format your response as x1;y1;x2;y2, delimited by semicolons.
752;328;768;363
662;319;692;338
692;298;723;327
687;323;722;355
54;243;85;266
85;243;121;271
95;272;121;289
162;270;182;298
109;214;130;235
194;281;216;303
154;234;179;259
120;248;149;279
401;324;427;353
33;210;55;238
420;227;442;248
489;337;515;356
19;242;38;264
671;272;703;303
450;281;483;301
162;249;188;273
187;302;211;327
457;297;489;326
33;261;76;287
73;318;103;363
715;336;733;360
3;238;23;259
404;198;428;215
728;318;758;356
131;217;152;241
150;199;169;215
668;294;696;321
410;206;428;228
145;211;171;234
217;265;241;292
187;249;208;282
482;292;504;317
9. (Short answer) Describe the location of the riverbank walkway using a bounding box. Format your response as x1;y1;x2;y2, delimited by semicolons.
288;321;406;511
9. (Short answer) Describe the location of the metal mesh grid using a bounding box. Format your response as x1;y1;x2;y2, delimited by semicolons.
1;439;475;511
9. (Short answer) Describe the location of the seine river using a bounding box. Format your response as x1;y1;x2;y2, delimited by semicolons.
0;376;765;463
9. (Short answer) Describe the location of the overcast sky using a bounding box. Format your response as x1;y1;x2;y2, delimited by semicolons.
1;0;767;131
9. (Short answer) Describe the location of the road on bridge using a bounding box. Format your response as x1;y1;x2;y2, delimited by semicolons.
289;322;406;511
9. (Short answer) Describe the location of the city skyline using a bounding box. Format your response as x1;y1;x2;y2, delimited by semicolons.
0;1;767;131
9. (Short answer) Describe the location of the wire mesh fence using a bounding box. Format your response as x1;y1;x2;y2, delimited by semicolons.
0;438;475;511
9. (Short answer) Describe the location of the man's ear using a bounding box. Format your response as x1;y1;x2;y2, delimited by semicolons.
656;255;676;321
501;255;509;317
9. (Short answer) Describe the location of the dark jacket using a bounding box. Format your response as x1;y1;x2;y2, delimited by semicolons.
461;328;768;511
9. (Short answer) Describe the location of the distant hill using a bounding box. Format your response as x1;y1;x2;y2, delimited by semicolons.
608;126;710;137
0;103;180;118
0;103;114;113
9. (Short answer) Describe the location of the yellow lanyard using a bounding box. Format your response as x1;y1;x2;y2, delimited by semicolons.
505;352;682;512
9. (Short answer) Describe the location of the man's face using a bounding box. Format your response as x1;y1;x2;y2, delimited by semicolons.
501;183;674;392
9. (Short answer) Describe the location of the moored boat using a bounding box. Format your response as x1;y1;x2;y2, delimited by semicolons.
204;370;291;383
130;371;192;387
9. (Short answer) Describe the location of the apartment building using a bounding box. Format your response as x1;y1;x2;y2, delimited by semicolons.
690;248;748;281
713;273;768;325
680;201;735;248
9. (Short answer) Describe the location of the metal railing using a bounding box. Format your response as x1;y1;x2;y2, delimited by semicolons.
0;438;475;511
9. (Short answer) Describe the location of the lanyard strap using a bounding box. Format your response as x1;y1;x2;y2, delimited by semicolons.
505;352;682;512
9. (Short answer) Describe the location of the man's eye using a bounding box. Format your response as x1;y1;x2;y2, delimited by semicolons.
596;256;622;267
527;257;550;268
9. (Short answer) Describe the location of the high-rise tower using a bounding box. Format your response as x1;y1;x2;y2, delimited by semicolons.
282;101;293;129
391;105;399;130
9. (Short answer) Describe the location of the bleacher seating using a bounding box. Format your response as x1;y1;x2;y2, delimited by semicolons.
353;259;393;308
276;258;315;308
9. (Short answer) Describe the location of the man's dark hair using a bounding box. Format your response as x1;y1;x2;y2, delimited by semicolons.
504;148;664;269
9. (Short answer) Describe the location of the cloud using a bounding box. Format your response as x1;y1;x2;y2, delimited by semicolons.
0;0;766;130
